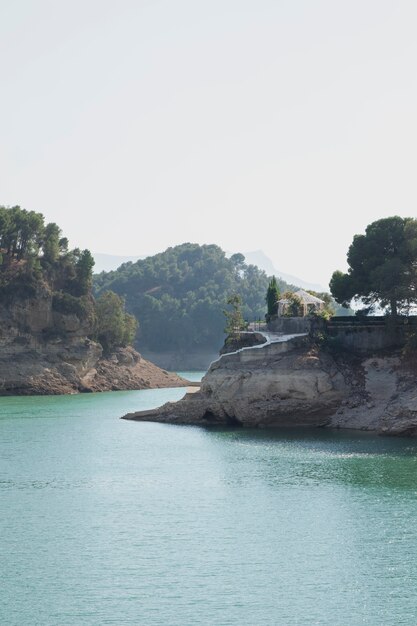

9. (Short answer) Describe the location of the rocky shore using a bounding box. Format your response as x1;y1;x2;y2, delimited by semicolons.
122;333;417;436
0;288;186;395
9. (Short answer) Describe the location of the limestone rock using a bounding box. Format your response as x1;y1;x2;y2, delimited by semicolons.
123;334;417;436
0;290;186;395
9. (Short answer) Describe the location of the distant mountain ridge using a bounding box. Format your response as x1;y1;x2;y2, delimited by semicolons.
240;250;327;292
93;249;326;291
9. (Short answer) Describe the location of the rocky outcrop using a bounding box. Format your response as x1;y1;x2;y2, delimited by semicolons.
330;356;417;436
81;346;186;393
219;331;267;355
122;334;417;436
0;288;186;395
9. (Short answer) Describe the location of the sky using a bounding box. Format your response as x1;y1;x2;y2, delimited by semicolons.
1;0;417;288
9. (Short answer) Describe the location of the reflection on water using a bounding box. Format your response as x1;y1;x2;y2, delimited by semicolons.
206;427;417;490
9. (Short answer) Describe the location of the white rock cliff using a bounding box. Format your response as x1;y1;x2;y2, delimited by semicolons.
123;334;417;436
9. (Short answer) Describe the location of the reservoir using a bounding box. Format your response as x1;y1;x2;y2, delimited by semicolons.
1;379;417;625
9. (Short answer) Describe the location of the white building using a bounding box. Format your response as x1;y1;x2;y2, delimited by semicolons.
277;289;325;317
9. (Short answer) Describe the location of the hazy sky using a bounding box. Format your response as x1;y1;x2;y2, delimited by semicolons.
1;0;417;287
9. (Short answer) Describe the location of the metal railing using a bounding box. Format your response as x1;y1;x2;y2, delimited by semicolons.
247;320;268;332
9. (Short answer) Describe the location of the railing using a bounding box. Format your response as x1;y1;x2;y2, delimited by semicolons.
328;315;417;327
247;320;268;332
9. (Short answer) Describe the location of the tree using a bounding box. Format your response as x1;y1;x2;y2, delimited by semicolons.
75;249;95;295
42;222;61;263
266;275;280;316
95;290;138;352
0;205;44;260
223;294;246;336
330;216;417;316
230;252;246;274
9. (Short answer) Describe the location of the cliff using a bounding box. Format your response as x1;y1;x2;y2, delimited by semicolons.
0;286;186;395
122;333;417;436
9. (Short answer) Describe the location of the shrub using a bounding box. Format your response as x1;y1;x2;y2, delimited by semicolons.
94;290;138;353
52;292;88;318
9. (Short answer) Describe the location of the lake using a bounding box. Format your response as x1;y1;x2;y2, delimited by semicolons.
1;378;417;625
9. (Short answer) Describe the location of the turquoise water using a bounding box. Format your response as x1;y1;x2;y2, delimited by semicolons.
177;371;204;382
1;383;417;625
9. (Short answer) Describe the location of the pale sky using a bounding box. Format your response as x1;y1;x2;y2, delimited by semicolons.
1;0;417;288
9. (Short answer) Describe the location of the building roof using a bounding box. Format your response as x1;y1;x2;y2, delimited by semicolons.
278;289;325;305
294;289;325;304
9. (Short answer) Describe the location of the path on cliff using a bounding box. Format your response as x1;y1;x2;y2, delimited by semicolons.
211;330;308;366
259;331;308;345
190;331;309;391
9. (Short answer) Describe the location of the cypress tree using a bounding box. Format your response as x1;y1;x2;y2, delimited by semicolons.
266;276;280;316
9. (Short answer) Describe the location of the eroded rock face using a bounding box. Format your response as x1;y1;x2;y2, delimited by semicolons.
331;356;417;435
0;291;186;395
123;336;417;436
123;337;345;427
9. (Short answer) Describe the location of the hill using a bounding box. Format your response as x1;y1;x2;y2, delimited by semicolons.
94;243;296;357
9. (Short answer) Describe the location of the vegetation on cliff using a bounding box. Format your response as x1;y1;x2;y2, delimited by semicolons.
0;205;135;352
223;294;247;336
95;291;137;353
0;205;94;298
330;216;417;315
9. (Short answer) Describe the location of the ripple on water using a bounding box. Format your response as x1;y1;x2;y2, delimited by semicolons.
1;390;417;625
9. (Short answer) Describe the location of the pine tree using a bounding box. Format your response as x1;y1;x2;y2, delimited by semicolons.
266;276;280;316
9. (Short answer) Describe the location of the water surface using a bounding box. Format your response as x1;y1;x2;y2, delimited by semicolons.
1;384;417;625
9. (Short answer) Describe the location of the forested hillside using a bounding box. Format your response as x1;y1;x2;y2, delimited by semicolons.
94;243;295;352
0;205;136;352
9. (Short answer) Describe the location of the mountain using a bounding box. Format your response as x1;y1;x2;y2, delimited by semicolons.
241;250;327;292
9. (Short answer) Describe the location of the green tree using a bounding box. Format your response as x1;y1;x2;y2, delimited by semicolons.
230;252;246;274
266;275;280;316
330;216;417;316
223;294;246;336
0;205;44;260
75;249;95;295
0;206;9;244
42;222;61;263
95;290;138;353
59;237;69;255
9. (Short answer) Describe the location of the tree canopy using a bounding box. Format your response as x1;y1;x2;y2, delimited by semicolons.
0;205;134;352
0;205;96;298
95;291;138;353
330;216;417;315
94;243;296;352
266;276;280;316
223;294;246;336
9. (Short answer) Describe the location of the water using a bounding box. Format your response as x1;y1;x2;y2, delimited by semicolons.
1;381;417;625
177;371;204;382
